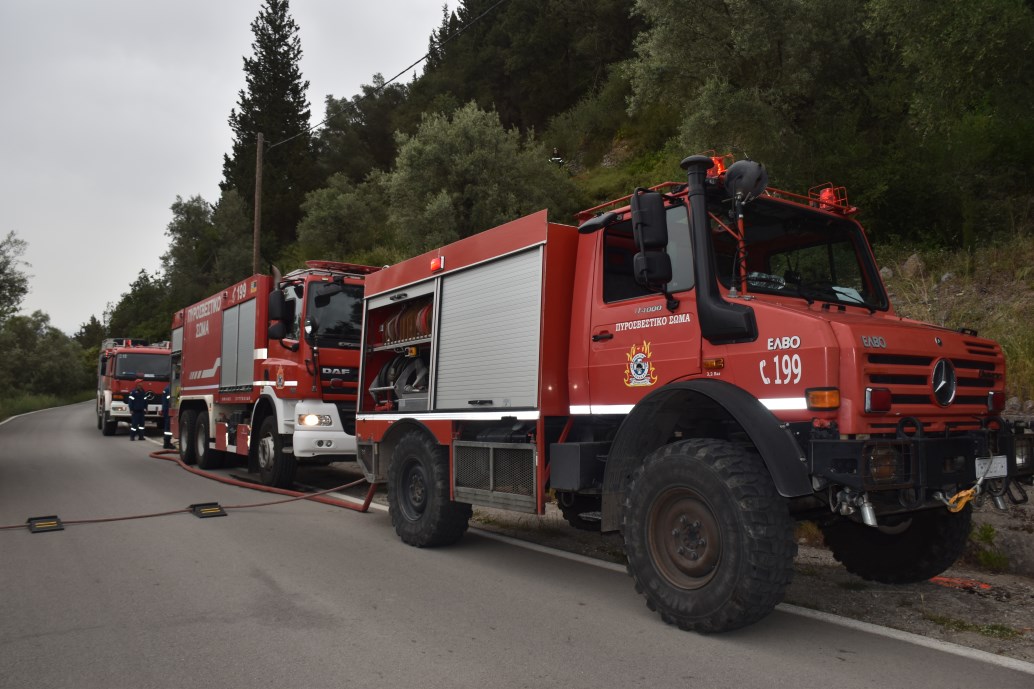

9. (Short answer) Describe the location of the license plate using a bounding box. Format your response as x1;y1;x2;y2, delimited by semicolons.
976;455;1008;479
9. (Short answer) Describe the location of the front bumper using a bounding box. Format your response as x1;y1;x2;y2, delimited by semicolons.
811;426;1034;493
292;428;358;458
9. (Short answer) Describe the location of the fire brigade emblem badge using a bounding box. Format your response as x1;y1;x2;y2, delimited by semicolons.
624;341;658;387
275;365;285;390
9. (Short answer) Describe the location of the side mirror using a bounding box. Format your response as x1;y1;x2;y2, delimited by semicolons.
577;211;619;234
632;190;668;250
268;289;286;322
630;189;672;291
303;316;318;345
634;251;673;289
268;322;287;340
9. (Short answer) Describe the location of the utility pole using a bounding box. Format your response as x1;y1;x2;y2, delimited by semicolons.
252;132;264;274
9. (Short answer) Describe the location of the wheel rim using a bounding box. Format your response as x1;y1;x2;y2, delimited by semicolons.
398;458;429;521
647;487;722;590
258;430;275;471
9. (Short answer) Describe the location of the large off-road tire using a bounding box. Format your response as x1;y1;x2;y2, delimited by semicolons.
101;411;117;436
256;415;296;488
194;414;222;470
820;505;972;584
387;431;472;547
96;406;103;430
622;438;796;633
178;409;198;466
556;492;602;532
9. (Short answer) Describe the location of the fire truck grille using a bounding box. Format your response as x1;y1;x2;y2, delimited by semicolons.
453;441;536;513
863;344;1002;429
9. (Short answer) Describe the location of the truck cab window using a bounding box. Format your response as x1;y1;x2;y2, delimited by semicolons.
115;353;171;380
602;204;694;303
710;199;887;310
307;283;363;348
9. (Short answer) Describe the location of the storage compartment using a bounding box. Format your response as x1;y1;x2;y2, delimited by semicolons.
365;291;435;412
549;442;609;491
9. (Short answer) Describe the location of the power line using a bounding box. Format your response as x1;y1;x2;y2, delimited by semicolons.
267;0;510;151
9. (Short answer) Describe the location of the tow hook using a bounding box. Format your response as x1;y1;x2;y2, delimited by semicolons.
935;458;1009;513
830;487;878;527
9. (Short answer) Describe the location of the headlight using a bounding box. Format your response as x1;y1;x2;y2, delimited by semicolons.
298;414;332;427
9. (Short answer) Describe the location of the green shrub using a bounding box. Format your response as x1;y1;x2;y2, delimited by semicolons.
0;391;93;423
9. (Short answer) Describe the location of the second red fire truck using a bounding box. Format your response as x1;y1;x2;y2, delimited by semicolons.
170;261;378;487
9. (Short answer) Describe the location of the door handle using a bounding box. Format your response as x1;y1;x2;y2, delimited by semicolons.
592;332;614;342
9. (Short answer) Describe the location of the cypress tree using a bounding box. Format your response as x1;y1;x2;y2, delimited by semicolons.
221;0;316;261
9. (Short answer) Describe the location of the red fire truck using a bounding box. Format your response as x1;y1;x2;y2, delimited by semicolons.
170;261;378;487
352;154;1033;632
96;338;171;436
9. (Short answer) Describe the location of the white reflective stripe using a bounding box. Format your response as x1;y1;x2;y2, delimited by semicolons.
358;410;540;422
569;404;633;415
201;357;220;377
760;397;808;411
254;348;268;360
253;380;299;387
572;400;808;414
181;385;218;392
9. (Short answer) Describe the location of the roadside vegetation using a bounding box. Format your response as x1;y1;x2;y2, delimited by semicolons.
0;232;96;419
0;391;94;424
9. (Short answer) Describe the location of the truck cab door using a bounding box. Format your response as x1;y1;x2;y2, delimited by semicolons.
585;204;701;411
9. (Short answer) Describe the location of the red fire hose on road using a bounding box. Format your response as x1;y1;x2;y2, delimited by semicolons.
147;447;379;513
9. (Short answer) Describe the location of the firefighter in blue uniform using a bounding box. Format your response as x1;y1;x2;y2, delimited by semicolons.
127;379;148;440
161;384;174;449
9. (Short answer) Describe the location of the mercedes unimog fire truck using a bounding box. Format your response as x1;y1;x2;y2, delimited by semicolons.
96;338;171;436
350;154;1033;633
170;261;378;487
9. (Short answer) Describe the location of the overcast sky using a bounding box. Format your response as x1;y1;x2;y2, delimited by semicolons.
0;0;451;334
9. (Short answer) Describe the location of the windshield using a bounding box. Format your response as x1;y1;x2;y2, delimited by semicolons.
115;353;170;380
308;283;363;348
710;197;888;310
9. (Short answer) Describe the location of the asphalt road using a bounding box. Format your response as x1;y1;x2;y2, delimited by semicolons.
1;402;1032;689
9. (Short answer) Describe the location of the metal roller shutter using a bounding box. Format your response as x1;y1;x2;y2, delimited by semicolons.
435;248;543;410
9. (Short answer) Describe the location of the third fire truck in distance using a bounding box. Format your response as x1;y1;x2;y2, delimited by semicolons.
348;153;1033;633
170;261;378;487
96;338;171;436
